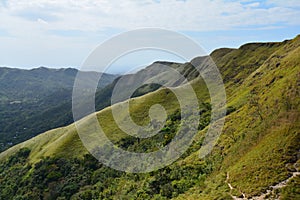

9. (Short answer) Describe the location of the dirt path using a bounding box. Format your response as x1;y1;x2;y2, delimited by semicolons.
226;167;300;200
225;172;245;200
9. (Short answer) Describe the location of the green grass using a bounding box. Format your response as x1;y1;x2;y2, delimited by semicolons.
187;35;300;198
280;175;300;199
0;35;299;199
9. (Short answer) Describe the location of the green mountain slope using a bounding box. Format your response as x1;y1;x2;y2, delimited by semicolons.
174;35;300;200
0;60;200;153
0;35;299;199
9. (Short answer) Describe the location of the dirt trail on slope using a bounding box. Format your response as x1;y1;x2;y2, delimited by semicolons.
226;164;300;200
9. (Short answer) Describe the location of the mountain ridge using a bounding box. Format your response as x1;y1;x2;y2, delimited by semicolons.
0;67;117;152
0;35;299;199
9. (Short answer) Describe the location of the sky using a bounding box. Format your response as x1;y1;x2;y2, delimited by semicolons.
0;0;299;74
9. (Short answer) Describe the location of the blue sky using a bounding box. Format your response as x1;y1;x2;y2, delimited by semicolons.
0;0;299;74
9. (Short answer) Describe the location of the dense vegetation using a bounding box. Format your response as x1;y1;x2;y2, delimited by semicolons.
0;67;117;152
0;61;198;152
0;35;299;199
0;107;212;199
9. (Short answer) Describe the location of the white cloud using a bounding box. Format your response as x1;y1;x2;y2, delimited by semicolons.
0;0;299;69
1;0;299;34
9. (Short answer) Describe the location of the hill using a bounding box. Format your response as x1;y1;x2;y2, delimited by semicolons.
0;60;201;153
0;67;117;152
0;35;299;199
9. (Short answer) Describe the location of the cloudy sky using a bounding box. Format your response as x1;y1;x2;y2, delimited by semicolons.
0;0;299;73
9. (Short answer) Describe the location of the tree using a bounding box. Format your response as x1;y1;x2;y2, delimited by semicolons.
249;88;264;121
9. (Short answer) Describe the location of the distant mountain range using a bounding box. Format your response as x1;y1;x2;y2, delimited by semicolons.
0;61;200;152
0;67;117;152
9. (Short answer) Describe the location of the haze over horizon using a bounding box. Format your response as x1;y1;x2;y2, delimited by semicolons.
0;0;299;73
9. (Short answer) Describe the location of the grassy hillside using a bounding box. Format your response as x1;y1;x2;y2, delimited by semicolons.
175;35;300;199
0;35;299;199
0;60;201;152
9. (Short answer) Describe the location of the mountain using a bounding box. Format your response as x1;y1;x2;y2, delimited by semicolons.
0;67;117;102
0;67;117;152
0;35;299;199
0;60;200;153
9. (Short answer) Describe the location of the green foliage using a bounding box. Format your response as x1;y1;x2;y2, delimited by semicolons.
0;107;210;199
116;110;181;153
1;35;300;200
226;106;236;116
280;175;300;199
0;68;117;152
198;102;211;130
0;146;208;199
